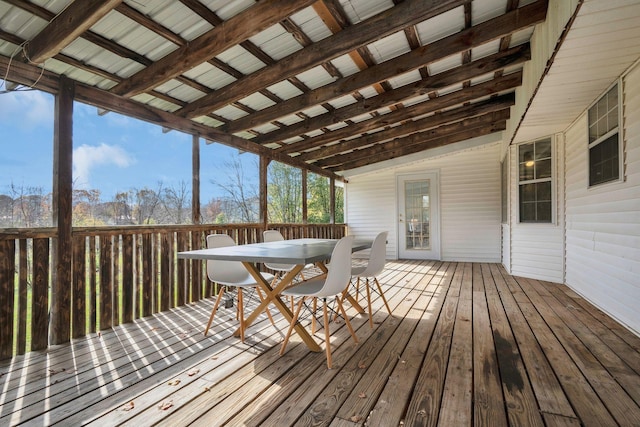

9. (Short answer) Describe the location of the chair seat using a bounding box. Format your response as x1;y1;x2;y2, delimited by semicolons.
351;266;367;276
216;272;275;288
281;277;326;297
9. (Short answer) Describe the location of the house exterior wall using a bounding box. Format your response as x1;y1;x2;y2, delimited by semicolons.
345;143;502;262
563;62;640;334
506;134;565;283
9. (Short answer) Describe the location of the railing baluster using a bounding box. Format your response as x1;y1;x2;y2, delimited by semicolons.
31;238;49;351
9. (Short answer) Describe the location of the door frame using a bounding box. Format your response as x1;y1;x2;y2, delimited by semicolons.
396;171;441;260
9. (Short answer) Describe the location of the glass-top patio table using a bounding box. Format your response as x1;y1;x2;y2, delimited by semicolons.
177;238;371;352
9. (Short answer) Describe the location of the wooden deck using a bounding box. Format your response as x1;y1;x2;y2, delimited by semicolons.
1;261;640;426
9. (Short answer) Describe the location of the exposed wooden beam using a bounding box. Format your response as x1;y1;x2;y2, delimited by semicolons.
51;75;75;345
22;0;123;64
300;94;515;161
326;113;509;171
177;0;467;119
222;0;546;134
111;0;317;97
260;44;529;148
0;55;343;181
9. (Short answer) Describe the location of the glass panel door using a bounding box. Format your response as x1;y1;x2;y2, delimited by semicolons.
398;173;440;260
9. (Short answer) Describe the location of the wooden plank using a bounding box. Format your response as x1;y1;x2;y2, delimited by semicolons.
100;235;113;330
472;283;508;426
142;233;153;316
72;236;86;339
31;238;49;351
365;263;454;426
0;239;15;359
490;264;576;419
17;239;28;355
112;236;121;326
122;234;134;323
483;265;544;426
176;232;188;307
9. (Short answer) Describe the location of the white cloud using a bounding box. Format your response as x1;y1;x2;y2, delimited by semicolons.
73;143;135;188
0;90;54;128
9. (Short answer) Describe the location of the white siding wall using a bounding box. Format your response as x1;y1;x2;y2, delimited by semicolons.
508;134;565;283
564;62;640;334
346;143;502;262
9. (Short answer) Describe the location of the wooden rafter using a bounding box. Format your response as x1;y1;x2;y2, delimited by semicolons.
111;0;317;97
22;0;123;64
263;44;529;150
222;0;546;135
176;0;467;119
324;111;510;171
306;94;515;165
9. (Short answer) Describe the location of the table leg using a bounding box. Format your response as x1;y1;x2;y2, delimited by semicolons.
240;263;322;353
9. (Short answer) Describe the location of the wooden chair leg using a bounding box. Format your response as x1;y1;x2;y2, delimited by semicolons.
280;297;305;356
204;286;225;336
323;299;332;369
336;297;358;344
238;288;245;342
312;298;318;334
365;278;374;328
355;277;361;303
375;277;392;315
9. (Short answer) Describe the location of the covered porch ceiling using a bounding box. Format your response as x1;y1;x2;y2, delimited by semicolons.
0;0;547;180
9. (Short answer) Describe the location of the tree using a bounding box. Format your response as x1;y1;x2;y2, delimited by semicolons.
133;183;163;224
268;162;302;223
307;173;330;223
211;154;259;223
161;180;191;224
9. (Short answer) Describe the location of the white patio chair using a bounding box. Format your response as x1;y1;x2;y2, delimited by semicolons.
350;231;391;328
279;235;358;369
204;234;275;342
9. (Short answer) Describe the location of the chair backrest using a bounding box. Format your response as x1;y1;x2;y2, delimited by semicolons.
263;230;284;243
206;234;251;285
262;229;295;271
318;235;355;297
360;231;388;276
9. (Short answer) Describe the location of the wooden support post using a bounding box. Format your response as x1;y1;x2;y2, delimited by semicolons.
51;75;74;345
330;177;336;225
260;156;269;230
192;134;200;225
302;169;308;224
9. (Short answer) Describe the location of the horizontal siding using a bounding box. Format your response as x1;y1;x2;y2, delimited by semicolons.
509;135;565;283
564;61;640;335
346;143;502;262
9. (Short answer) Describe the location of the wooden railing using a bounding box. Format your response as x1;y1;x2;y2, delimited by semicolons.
0;223;346;360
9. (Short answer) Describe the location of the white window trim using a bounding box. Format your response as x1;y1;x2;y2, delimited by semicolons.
586;80;624;188
516;136;556;225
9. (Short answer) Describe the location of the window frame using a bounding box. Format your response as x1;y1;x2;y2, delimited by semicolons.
587;81;623;188
517;137;555;224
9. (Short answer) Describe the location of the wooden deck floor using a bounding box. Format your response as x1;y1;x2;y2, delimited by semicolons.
1;261;640;426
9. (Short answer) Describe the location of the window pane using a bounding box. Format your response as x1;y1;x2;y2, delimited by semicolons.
520;183;536;203
520;201;536;222
519;143;534;164
535;140;551;159
519;162;534;181
537;202;552;222
536;159;552;179
537;181;552;202
589;134;619;186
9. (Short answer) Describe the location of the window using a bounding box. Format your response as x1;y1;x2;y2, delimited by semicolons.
518;138;552;223
588;83;621;186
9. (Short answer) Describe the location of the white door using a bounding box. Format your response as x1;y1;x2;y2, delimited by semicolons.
397;172;440;260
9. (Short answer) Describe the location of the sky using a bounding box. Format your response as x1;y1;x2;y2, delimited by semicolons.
0;86;259;202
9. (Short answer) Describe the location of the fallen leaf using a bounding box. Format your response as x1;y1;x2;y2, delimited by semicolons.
417;409;427;417
350;415;363;422
358;392;367;398
187;369;200;376
167;379;181;386
158;400;173;411
203;386;211;392
211;356;218;360
49;368;66;375
358;361;367;369
122;401;135;412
